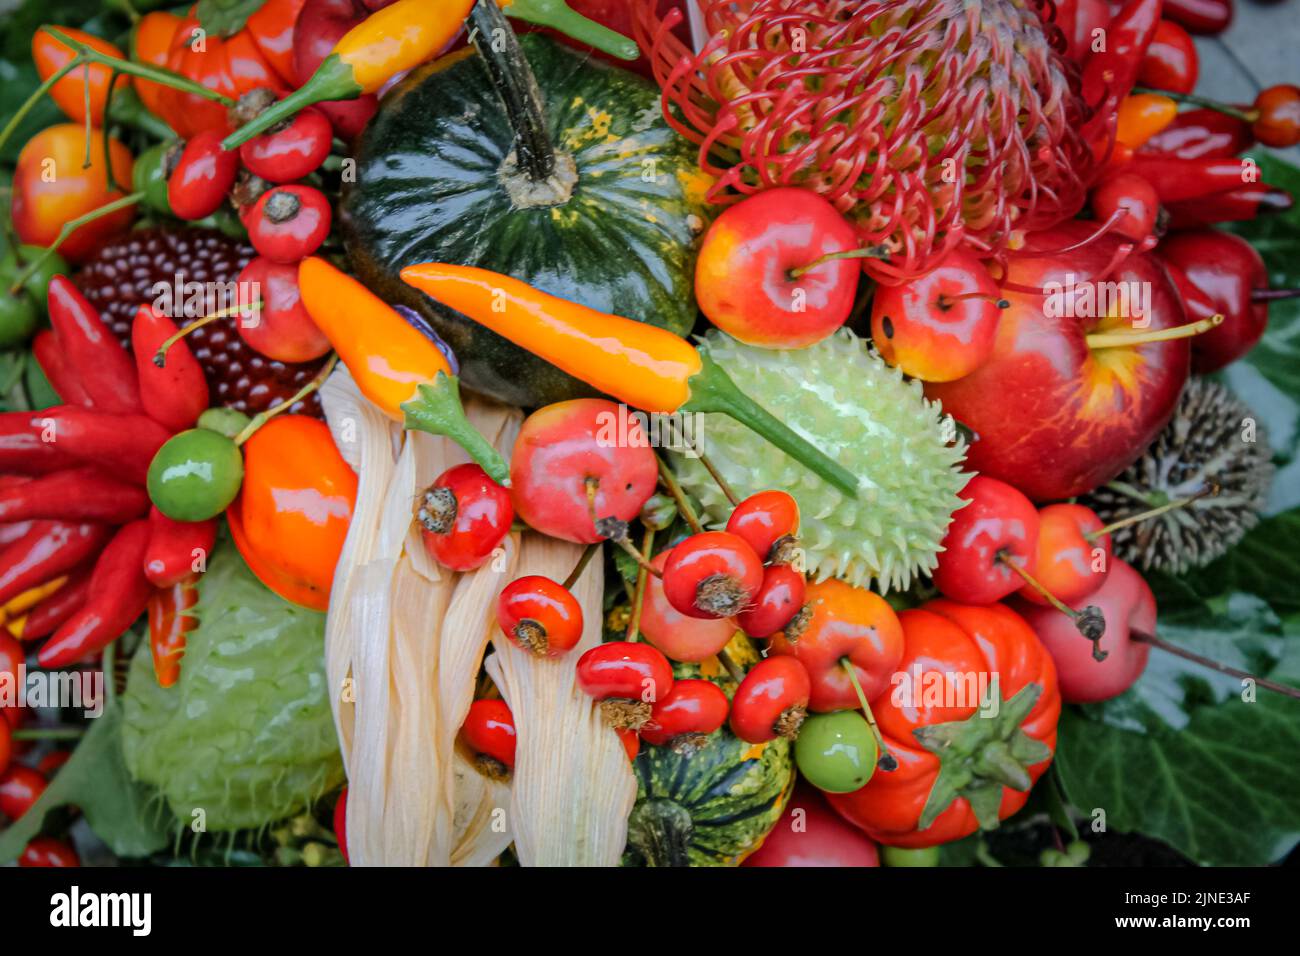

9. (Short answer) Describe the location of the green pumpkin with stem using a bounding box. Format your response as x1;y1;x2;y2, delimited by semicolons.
340;4;711;409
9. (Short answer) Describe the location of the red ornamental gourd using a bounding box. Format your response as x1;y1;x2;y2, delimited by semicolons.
827;600;1060;848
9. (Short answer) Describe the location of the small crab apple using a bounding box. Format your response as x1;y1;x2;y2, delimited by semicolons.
932;476;1039;605
639;679;730;751
496;574;583;658
726;490;800;564
246;184;332;263
1013;558;1154;703
238;105;333;183
461;698;517;779
870;248;1005;382
576;641;674;730
694;187;863;349
416;463;513;572
737;564;807;639
1090;173;1162;243
662;531;764;620
1020;504;1112;607
637;551;736;662
1251;84;1300;148
729;655;811;744
510;399;657;544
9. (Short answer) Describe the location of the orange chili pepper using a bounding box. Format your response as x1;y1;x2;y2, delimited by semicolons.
228;415;356;612
32;27;127;126
400;263;861;497
1116;93;1179;150
148;575;198;688
297;257;510;484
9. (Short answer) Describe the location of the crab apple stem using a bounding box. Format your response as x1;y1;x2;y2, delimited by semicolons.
936;292;1011;310
998;553;1108;660
8;192;144;295
1132;630;1300;701
625;527;655;643
656;455;704;534
1085;314;1224;351
11;726;85;741
401;374;511;486
235;354;338;446
1131;86;1257;123
1085;484;1219;540
154;300;263;367
584;477;663;577
716;648;745;684
504;0;640;60
788;244;891;280
999;554;1075;618
840;657;898;772
563;542;601;591
694;449;738;506
1252;287;1300;302
684;353;860;498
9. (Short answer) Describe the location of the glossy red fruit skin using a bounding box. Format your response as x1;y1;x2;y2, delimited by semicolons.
239;106;333;183
167;130;239;221
0;764;47;819
462;698;517;769
1157;229;1267;373
729;655;811;744
247;184;332;263
662;531;764;620
637;552;736;663
0;718;10;777
333;786;348;864
737;565;806;639
616;727;639;761
236;256;331;362
1090;173;1161;242
869;247;1003;382
725;490;799;563
576;641;674;704
932;476;1040;605
496;575;584;658
292;0;382;139
743;783;880;867
1021;503;1112;606
18;836;79;867
510;399;657;544
926;223;1190;501
694;188;861;348
639;679;730;746
1137;19;1198;95
1012;558;1154;703
1252;84;1300;148
419;463;513;572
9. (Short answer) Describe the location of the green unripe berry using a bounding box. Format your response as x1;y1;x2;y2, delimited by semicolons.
794;710;877;794
147;428;244;521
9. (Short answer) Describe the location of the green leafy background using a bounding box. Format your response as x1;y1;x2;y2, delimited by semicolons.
1055;153;1300;865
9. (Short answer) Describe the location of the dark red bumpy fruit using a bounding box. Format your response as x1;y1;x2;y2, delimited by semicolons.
74;227;325;416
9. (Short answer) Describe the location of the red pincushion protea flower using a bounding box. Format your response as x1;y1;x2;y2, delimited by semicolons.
631;0;1097;283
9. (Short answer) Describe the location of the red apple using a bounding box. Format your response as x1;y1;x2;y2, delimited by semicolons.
293;0;395;139
742;783;880;867
1012;557;1153;703
926;222;1191;501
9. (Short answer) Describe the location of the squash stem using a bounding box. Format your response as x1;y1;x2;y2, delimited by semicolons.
684;353;860;499
505;0;640;61
401;374;512;486
471;0;556;183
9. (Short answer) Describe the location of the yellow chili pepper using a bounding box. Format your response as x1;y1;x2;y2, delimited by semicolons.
401;263;861;498
1116;93;1179;150
297;257;509;484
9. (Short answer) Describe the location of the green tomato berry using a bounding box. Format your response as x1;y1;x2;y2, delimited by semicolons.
133;141;175;215
0;245;68;311
794;710;877;794
0;294;39;348
881;845;942;867
197;407;253;439
147;428;244;522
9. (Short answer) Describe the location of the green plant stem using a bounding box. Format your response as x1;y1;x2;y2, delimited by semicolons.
221;54;359;150
155;301;263;367
8;192;144;294
504;0;639;60
715;648;745;684
11;726;86;741
0;58;80;157
841;657;898;772
1131;86;1257;122
400;374;511;486
44;27;236;107
656;455;702;533
563;542;601;591
624;527;655;643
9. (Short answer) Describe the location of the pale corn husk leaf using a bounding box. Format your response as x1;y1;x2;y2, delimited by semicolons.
451;750;513;867
485;536;637;866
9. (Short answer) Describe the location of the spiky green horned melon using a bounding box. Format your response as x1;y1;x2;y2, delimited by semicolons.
122;542;342;831
675;329;968;592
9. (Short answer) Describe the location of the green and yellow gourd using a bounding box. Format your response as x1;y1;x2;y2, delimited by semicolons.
623;639;795;867
340;3;711;408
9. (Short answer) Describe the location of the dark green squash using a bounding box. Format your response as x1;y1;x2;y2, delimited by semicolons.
622;651;795;868
340;6;711;409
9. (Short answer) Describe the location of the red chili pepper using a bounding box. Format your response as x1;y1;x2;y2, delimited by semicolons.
1137;19;1198;95
1124;156;1259;203
131;306;210;433
0;407;171;485
1165;185;1294;229
0;416;83;475
1138;108;1254;159
0;466;149;524
1162;0;1233;35
31;330;92;408
12;568;91;641
143;508;217;588
148;575;198;688
1081;0;1163;143
0;521;34;547
0;521;111;607
45;276;141;415
38;520;153;668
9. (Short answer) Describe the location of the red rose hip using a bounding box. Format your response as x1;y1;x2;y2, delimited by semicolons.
662;531;764;620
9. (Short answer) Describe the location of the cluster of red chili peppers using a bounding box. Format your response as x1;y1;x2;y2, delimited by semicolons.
1;277;213;684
